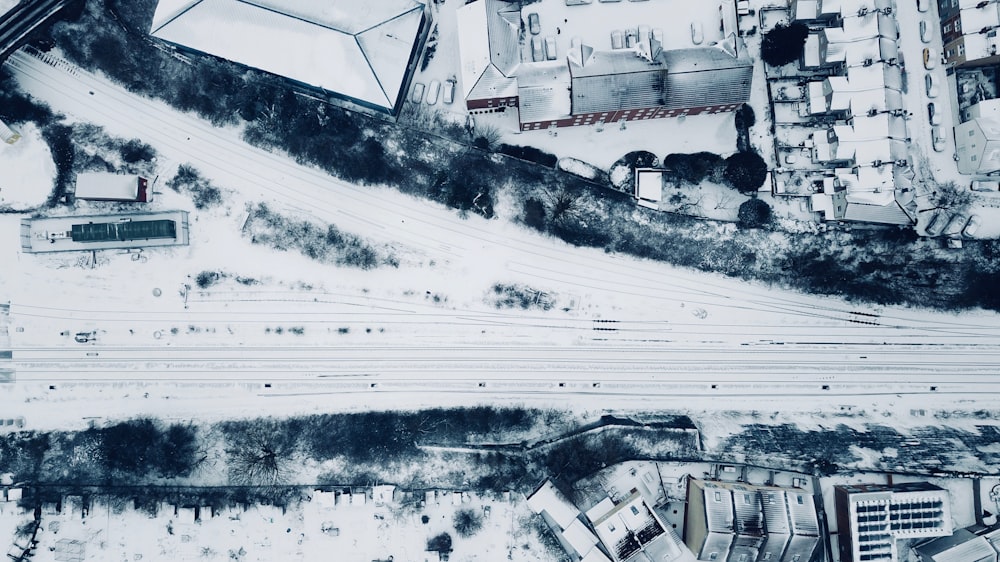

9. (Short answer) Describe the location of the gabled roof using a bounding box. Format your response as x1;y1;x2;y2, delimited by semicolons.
456;0;521;101
150;0;425;112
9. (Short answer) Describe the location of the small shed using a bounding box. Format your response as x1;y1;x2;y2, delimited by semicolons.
634;168;663;210
75;173;150;203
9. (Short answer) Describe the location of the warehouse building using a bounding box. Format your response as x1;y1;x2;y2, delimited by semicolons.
149;0;430;115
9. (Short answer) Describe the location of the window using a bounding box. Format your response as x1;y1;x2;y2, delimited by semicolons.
958;44;966;56
797;495;805;505
631;506;640;516
955;20;961;33
944;23;952;33
715;491;722;502
745;493;752;504
972;155;978;161
609;523;616;532
709;554;718;561
971;130;977;137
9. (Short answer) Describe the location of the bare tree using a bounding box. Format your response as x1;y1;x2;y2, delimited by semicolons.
226;425;292;486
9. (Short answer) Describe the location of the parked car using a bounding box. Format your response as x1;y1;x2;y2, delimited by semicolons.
932;125;946;151
528;12;540;35
917;0;929;12
924;212;946;237
411;82;425;103
531;36;544;61
972;180;1000;191
944;213;967;236
426;80;441;105
544;36;557;60
925;73;939;98
928;102;942;125
919;20;932;43
691;21;704;45
963;215;982;237
443;79;455;104
923;47;936;69
611;30;624;49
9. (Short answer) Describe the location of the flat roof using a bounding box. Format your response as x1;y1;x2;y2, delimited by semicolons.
21;211;190;253
75;172;141;201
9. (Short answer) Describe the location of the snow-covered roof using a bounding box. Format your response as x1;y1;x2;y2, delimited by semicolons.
526;480;580;531
563;518;601;558
75;172;141;201
635;170;663;203
844;201;913;225
960;3;1000;36
914;528;999;562
150;0;426;113
659;47;752;111
456;0;521;101
517;61;572;123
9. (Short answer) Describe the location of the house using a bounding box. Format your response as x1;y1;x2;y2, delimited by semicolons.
913;526;999;562
684;478;821;562
835;483;953;562
149;0;430;115
955;117;1000;174
939;0;1000;67
588;491;695;562
75;172;150;203
455;0;521;113
527;480;613;562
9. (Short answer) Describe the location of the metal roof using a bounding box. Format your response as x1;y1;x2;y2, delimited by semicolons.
843;201;914;225
700;532;733;561
150;0;425;112
517;61;571;122
660;48;752;110
467;64;519;101
915;529;999;562
761;491;790;535
781;535;819;562
70;219;176;243
569;49;667;114
75;173;141;201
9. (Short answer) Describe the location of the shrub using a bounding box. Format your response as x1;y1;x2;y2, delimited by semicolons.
497;144;558;167
120;138;156;164
195;271;221;289
427;533;453;553
454;509;484;537
723;151;768;194
662;152;723;185
761;22;809;67
737;197;772;228
523;198;546;231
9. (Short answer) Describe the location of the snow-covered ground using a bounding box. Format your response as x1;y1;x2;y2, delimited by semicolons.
0;488;555;562
0;121;54;210
0;0;18;18
6;47;1000;433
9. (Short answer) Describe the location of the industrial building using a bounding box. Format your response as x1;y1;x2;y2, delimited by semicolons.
20;211;190;253
834;483;953;562
149;0;430;115
456;0;752;131
684;478;821;562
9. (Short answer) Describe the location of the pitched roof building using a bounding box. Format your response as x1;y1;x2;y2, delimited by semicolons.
527;480;613;562
149;0;429;115
955;117;1000;174
684;478;821;562
456;0;751;131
